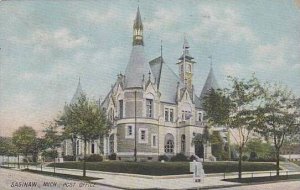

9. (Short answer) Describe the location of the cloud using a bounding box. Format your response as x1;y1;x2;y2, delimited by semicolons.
191;5;257;44
8;28;89;52
83;9;118;24
34;28;88;50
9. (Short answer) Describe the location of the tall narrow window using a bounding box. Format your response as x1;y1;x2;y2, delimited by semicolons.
91;143;95;154
152;135;156;147
119;100;123;118
165;108;169;122
146;99;153;118
198;112;203;122
181;135;185;153
128;126;132;136
76;140;80;155
170;109;174;122
109;135;114;154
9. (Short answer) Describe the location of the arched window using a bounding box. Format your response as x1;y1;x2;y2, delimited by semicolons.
181;135;186;153
109;134;114;154
188;64;191;73
164;133;174;154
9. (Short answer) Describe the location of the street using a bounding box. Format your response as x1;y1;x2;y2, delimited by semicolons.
0;168;121;190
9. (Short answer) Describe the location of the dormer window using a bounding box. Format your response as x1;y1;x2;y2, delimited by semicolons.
198;112;203;122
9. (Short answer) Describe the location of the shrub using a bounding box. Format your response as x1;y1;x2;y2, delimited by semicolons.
249;152;258;161
158;155;169;161
108;153;117;160
63;155;75;161
86;154;103;162
242;155;248;161
170;153;188;162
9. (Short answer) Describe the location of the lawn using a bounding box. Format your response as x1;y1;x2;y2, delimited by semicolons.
49;161;278;176
293;161;300;166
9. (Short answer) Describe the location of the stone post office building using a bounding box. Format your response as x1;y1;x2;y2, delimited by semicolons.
63;7;221;161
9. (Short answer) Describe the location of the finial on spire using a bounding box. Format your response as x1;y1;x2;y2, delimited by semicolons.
183;33;189;49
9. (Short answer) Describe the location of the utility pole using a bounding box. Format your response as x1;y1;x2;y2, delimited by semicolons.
134;91;137;162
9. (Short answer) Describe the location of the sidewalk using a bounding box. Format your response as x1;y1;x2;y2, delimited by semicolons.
6;164;300;190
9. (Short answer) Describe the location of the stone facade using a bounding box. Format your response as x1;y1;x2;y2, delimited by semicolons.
63;7;219;161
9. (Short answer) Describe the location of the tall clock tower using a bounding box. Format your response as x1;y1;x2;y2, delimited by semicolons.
177;37;196;92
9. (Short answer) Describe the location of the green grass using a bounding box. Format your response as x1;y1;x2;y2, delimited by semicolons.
223;174;300;183
22;169;101;181
293;161;300;166
48;161;278;176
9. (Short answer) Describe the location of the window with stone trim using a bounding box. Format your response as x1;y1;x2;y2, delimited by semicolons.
181;135;185;153
152;134;157;147
91;143;95;154
165;107;174;122
141;130;146;140
170;109;174;122
138;128;148;143
119;100;123;119
146;99;153;118
128;125;133;136
198;112;203;122
164;133;174;153
109;134;114;154
165;108;169;122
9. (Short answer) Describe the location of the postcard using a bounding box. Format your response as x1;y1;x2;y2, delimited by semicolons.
0;0;300;189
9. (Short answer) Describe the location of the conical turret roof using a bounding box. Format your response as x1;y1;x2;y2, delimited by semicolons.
200;67;219;99
71;78;84;104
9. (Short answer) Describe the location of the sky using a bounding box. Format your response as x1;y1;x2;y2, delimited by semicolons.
0;0;300;137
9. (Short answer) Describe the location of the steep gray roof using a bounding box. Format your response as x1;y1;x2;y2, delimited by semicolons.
200;67;219;100
71;79;84;104
125;45;152;88
149;56;183;103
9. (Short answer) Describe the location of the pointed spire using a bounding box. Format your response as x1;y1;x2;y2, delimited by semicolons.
179;35;193;61
133;6;144;46
134;6;143;29
71;77;84;104
200;64;219;99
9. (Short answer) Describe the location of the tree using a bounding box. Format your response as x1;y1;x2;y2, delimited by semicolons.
42;121;62;173
57;94;110;177
0;137;17;167
256;84;300;176
210;131;224;160
203;75;263;179
245;138;274;160
192;133;204;161
12;126;37;166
